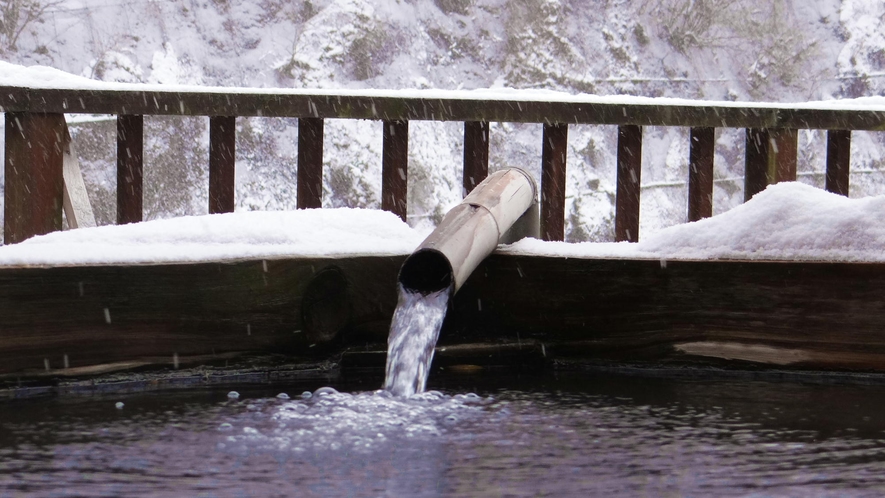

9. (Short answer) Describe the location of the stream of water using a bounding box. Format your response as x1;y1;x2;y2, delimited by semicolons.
383;284;452;397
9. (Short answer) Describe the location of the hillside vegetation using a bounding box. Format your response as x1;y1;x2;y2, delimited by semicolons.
2;0;884;240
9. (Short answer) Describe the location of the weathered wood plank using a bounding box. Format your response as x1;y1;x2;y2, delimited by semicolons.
209;116;236;214
687;127;714;222
382;120;408;221
540;123;568;241
826;129;851;196
463;121;489;196
297;117;324;209
4;112;66;244
61;120;97;229
447;255;885;372
116;114;143;224
4;87;884;130
0;256;403;375
615;125;642;242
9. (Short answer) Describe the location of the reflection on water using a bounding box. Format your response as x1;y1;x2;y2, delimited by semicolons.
2;373;885;496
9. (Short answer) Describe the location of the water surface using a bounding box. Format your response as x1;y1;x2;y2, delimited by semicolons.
2;373;885;496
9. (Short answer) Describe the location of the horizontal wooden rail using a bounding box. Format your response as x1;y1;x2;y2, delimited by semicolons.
0;82;879;245
1;86;884;129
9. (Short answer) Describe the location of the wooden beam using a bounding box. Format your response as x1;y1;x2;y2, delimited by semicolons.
826;130;851;197
446;255;885;372
540;123;568;241
381;120;408;221
61;121;97;229
116;115;143;224
0;256;402;375
463;121;489;196
208;116;236;214
4;112;66;244
6;87;885;130
688;127;714;222
744;128;797;202
297;117;324;209
615;125;642;242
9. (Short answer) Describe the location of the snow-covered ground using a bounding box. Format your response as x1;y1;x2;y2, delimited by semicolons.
1;0;884;243
2;182;884;267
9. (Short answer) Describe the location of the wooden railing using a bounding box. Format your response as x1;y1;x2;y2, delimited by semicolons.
2;85;884;245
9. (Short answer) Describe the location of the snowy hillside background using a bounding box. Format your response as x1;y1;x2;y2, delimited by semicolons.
1;0;884;241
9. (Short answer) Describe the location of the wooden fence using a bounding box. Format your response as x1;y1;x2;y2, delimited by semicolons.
1;86;884;245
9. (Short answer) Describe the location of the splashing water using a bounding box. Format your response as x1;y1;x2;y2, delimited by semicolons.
383;284;452;397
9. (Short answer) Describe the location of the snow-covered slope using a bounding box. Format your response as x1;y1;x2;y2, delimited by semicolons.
1;0;884;240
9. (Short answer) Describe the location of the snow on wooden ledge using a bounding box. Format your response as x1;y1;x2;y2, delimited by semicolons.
502;182;885;263
0;208;424;267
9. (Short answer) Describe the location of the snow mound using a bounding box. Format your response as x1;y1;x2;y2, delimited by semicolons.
0;208;423;267
504;183;885;262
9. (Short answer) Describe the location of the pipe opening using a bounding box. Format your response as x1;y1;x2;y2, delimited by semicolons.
398;249;453;295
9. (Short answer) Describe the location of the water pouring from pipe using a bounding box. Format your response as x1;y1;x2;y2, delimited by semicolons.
384;168;538;396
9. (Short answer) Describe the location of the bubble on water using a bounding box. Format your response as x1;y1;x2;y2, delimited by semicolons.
246;404;258;411
218;423;233;431
243;427;259;435
313;386;339;397
115;402;124;410
301;391;312;399
227;391;240;400
276;393;290;400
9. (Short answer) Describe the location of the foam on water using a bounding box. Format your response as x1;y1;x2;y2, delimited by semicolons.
383;284;452;397
218;386;491;458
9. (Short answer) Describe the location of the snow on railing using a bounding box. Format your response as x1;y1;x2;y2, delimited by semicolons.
1;62;884;244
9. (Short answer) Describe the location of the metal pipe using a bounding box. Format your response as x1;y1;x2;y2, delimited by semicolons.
398;168;538;295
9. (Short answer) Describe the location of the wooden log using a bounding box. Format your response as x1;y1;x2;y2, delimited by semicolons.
615;125;642;242
744;128;797;202
382;120;409;221
297;117;325;209
9;87;885;130
61;120;97;229
687;127;714;222
446;255;885;372
463;121;489;196
208;116;236;214
4;112;66;244
116;114;143;224
540;123;568;241
826;130;851;197
0;256;403;376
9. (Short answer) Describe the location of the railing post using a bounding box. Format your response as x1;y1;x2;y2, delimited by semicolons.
382;120;408;222
297;117;324;209
116;115;143;224
4;112;66;244
826;129;851;197
463;121;489;196
209;116;236;214
615;125;642;242
541;123;567;241
744;128;797;202
688;126;714;222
